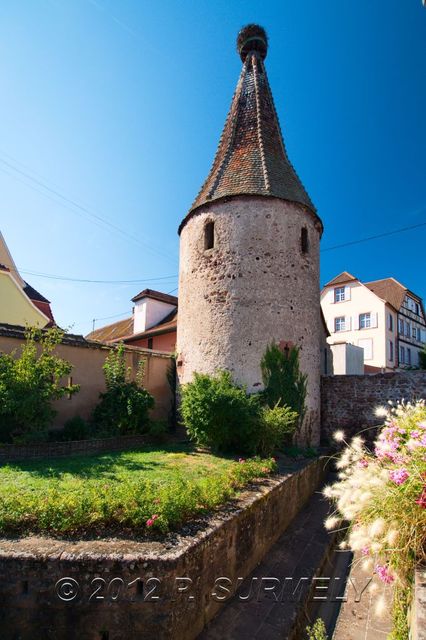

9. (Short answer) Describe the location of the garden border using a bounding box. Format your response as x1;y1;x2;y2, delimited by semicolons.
0;456;328;639
0;434;170;462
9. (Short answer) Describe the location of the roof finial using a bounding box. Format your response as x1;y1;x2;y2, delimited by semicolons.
237;24;268;62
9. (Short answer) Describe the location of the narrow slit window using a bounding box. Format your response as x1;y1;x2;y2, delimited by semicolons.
204;221;215;249
301;227;308;254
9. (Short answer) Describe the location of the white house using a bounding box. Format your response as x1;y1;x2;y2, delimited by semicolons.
321;272;426;372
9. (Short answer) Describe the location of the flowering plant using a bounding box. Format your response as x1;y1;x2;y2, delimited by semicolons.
323;400;426;637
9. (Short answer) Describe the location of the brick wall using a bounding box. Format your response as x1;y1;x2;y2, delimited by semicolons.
321;371;426;441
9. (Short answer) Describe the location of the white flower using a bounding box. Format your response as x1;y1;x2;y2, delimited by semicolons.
369;518;386;538
361;557;373;572
374;406;388;418
386;529;399;547
322;485;334;499
333;430;345;442
374;594;387;618
351;436;365;450
324;516;340;530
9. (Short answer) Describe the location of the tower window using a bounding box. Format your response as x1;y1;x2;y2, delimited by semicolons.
301;227;308;254
204;221;215;250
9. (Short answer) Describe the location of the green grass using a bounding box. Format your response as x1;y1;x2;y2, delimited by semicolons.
0;444;276;537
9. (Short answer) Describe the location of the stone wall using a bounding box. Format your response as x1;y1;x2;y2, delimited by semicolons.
321;371;426;440
177;195;322;445
0;456;327;640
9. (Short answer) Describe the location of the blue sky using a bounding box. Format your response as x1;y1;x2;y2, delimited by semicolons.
0;0;425;334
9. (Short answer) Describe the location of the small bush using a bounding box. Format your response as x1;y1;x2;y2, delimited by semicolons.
180;370;260;454
306;618;328;640
0;326;79;443
92;344;154;435
261;342;307;429
59;416;91;441
256;405;298;456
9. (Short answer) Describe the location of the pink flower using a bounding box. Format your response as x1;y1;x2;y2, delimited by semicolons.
238;458;245;464
375;564;394;584
411;430;421;439
389;468;409;485
415;486;426;509
361;546;370;556
146;514;159;527
358;459;369;468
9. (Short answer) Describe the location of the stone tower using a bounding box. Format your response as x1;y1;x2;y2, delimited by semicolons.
177;25;323;443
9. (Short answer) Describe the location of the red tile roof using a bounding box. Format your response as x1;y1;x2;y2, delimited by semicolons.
179;25;321;234
323;272;358;289
364;278;406;311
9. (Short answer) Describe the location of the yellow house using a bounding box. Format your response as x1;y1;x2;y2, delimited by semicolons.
0;231;53;328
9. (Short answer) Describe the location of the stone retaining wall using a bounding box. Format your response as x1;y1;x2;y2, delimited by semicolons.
321;371;426;440
0;456;327;640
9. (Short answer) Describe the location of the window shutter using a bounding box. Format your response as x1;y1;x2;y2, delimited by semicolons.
345;286;351;301
352;315;359;330
371;313;378;328
346;316;352;331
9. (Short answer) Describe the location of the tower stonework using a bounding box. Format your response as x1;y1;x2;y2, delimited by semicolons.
177;25;323;444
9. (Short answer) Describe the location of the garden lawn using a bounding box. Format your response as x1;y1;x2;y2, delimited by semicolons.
0;444;275;537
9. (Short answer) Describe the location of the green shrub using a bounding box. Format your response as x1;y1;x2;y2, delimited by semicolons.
180;370;260;454
256;405;298;456
0;327;79;443
261;342;307;429
92;344;154;435
147;420;169;442
58;416;91;441
306;618;328;640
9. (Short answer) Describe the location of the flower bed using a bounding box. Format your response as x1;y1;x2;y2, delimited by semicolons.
324;400;426;639
0;444;275;537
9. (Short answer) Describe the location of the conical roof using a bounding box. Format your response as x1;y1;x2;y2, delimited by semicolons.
179;25;319;234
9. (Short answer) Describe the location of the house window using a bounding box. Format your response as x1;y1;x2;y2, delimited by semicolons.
334;287;345;303
400;346;405;364
398;318;404;334
301;227;308;254
389;340;394;362
204;221;215;250
415;302;420;315
359;313;371;329
335;316;346;332
358;338;373;360
407;348;411;365
405;321;410;337
412;327;417;340
147;337;153;349
388;313;393;331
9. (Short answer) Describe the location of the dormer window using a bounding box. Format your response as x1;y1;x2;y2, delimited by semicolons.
204;221;215;250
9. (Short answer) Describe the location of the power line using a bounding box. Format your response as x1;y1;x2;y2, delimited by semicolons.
19;268;178;285
321;221;426;253
0;155;177;264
